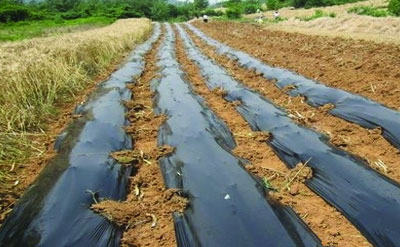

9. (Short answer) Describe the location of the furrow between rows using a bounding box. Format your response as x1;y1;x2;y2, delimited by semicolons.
178;23;400;247
187;23;400;159
155;23;321;247
0;22;162;247
184;24;400;186
173;24;369;247
91;24;185;247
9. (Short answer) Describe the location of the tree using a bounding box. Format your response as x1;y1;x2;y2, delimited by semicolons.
46;0;80;12
389;0;400;16
151;0;170;20
194;0;208;10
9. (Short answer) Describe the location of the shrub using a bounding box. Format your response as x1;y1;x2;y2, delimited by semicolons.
54;15;65;24
29;10;48;21
297;9;336;21
226;7;242;19
243;3;258;13
61;11;83;20
267;0;279;10
0;4;31;22
389;0;400;16
348;6;389;17
202;8;224;16
294;0;307;8
294;0;365;8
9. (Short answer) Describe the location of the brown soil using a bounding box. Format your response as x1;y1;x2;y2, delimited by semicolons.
192;21;400;111
185;24;400;185
175;26;370;247
92;27;187;247
0;51;137;226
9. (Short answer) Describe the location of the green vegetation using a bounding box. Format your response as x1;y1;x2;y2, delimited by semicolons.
348;6;389;17
389;0;400;16
293;0;364;8
221;0;266;19
0;0;212;28
297;9;336;21
348;1;400;17
194;0;209;10
226;7;243;19
267;0;367;9
267;0;294;10
0;0;216;41
262;177;276;191
223;0;264;15
0;16;113;41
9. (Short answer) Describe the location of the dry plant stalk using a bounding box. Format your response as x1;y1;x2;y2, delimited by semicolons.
0;18;152;166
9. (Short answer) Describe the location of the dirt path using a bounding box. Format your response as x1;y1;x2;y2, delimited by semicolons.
192;21;400;111
184;25;400;186
175;25;370;247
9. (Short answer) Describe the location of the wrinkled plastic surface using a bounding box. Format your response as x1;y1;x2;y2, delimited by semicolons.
187;24;400;150
0;23;161;247
154;24;321;247
180;24;400;247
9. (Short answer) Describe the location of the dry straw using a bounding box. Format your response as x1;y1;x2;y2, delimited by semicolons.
247;0;400;44
0;18;152;168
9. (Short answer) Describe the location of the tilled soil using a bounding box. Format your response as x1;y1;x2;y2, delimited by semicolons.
175;26;370;247
4;21;400;247
185;26;400;186
192;21;400;111
92;28;188;247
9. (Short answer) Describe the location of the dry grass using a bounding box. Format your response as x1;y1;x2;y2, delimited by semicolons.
268;15;400;44
248;0;387;19
0;18;152;168
247;0;400;44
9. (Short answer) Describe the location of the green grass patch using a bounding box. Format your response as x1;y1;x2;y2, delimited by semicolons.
214;16;253;22
263;16;289;23
0;16;115;42
348;6;390;17
297;9;336;21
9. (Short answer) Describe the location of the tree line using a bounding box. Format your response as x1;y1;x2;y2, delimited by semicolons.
0;0;212;23
1;0;398;23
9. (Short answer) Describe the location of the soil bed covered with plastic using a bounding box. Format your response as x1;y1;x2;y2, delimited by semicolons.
3;20;400;247
178;23;400;247
0;23;164;247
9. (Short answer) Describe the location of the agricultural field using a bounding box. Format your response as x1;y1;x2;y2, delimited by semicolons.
246;0;400;43
0;17;152;226
1;0;400;246
0;16;115;42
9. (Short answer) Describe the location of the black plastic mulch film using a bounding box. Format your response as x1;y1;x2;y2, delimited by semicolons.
184;24;400;247
154;23;321;247
0;23;161;247
186;24;400;150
